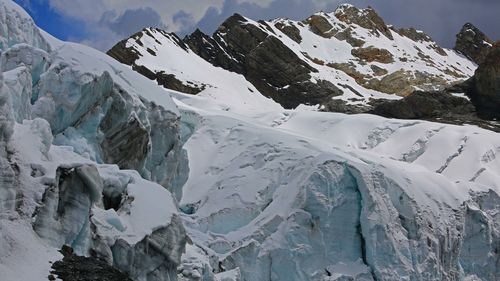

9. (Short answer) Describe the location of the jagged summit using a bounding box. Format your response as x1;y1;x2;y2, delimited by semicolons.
455;22;493;64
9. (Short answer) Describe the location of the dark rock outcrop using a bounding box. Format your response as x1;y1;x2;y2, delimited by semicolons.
370;91;475;119
467;42;500;120
107;5;477;112
274;21;302;43
50;245;133;281
394;27;447;56
455;23;493;65
369;91;500;132
359;26;499;128
306;14;335;38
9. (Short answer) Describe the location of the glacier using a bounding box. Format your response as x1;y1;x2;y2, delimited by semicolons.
173;106;500;281
0;0;499;281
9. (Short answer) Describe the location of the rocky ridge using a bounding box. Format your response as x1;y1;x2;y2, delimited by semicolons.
454;23;494;65
108;4;475;110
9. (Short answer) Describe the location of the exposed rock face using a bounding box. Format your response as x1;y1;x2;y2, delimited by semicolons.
394;27;447;56
51;246;133;281
305;14;335;38
370;91;475;119
274;21;302;43
365;70;449;97
468;42;500;119
351;46;394;63
244;35;342;108
326;63;450;97
455;23;493;65
333;27;366;47
366;89;500;131
334;4;393;40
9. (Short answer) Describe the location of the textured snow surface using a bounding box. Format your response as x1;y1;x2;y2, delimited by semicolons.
0;1;499;281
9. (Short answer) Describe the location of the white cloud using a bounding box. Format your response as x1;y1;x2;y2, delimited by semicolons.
31;0;500;51
47;0;226;31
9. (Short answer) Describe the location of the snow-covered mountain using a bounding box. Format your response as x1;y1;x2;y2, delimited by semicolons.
1;1;499;281
108;5;476;112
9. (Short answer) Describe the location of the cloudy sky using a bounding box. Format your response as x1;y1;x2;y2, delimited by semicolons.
15;0;500;51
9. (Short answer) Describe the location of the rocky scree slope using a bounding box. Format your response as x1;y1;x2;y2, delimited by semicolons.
108;4;475;111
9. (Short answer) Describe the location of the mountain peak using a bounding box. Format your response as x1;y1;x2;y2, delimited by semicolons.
333;3;393;40
455;22;493;64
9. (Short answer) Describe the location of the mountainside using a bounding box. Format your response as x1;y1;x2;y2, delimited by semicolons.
108;4;475;113
1;1;500;281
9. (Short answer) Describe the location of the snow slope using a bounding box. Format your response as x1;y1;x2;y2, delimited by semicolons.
115;27;282;115
0;1;499;281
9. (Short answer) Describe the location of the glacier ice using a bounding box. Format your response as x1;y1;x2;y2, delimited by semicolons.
0;1;50;51
33;164;103;253
2;66;32;122
0;70;17;217
0;1;188;280
176;111;500;281
1;1;500;281
0;26;187;191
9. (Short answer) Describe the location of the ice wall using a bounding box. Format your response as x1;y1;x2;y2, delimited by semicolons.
0;1;189;280
177;113;500;281
0;1;50;51
0;70;17;217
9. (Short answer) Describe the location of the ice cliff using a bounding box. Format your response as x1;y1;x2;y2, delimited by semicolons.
0;1;187;280
0;1;499;281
